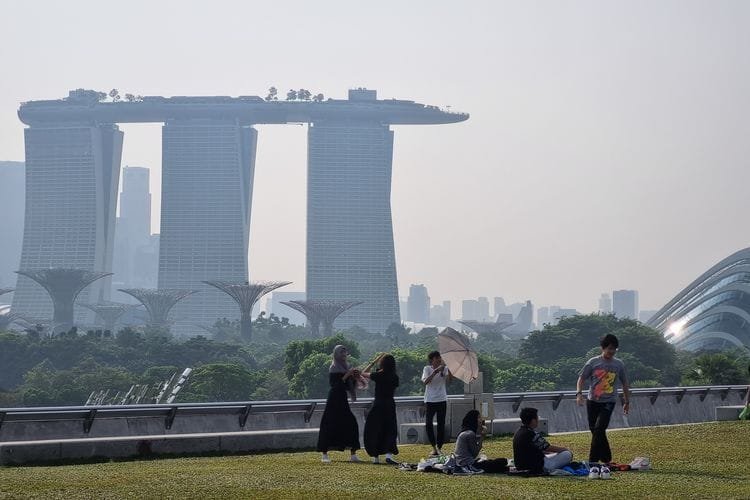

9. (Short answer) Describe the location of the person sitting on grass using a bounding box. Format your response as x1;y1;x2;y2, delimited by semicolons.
452;409;508;474
513;407;572;474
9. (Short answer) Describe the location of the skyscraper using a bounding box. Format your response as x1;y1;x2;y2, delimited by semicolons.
113;166;154;290
407;284;430;323
0;161;24;290
493;296;508;317
478;297;490;321
13;124;123;322
462;299;480;320
598;293;612;314
306;90;400;333
612;289;639;320
158;120;257;331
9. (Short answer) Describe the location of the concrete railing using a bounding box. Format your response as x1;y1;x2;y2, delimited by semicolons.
1;385;746;443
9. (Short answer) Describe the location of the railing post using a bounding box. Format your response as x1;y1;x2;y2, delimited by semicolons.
304;402;317;423
650;390;660;405
699;387;711;402
512;395;524;413
676;388;687;403
552;393;564;411
165;407;178;430
239;404;252;428
83;409;97;434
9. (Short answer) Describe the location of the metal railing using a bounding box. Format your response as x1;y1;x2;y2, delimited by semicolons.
0;385;745;436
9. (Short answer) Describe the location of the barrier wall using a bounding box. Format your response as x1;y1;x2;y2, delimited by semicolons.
1;386;746;443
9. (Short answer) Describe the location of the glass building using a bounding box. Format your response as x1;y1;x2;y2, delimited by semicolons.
648;248;750;351
307;101;400;333
12;124;122;323
158;120;257;333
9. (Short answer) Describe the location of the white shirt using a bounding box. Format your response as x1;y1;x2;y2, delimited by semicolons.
422;365;449;403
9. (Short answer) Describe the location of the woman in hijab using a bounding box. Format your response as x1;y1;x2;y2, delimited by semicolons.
363;353;400;464
452;409;508;474
317;344;362;463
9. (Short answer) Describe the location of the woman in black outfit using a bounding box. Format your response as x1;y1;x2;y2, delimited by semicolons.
363;353;400;464
317;344;362;463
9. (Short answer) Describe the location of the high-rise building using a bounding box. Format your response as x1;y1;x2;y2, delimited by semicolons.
462;299;480;320
158;120;257;332
598;293;612;314
13;124;123;322
407;284;430;324
429;300;451;327
112;166;155;291
537;306;550;327
613;290;639;320
493;296;508;317
478;297;490;321
306;90;401;333
0;161;25;291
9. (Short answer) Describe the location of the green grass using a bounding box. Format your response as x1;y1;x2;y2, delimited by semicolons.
1;422;749;499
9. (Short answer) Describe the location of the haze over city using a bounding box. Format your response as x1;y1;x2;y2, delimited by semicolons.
1;0;749;315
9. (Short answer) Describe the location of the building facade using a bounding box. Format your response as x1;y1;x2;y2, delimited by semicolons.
157;120;257;332
13;124;123;322
613;289;639;319
0;161;25;290
648;247;750;351
407;284;430;324
306;92;401;333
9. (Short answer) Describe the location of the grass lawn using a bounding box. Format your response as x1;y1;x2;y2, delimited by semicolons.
0;421;748;499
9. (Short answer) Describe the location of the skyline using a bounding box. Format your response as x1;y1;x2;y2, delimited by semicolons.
2;1;749;316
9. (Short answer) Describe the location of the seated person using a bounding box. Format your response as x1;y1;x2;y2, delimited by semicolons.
513;407;572;474
453;409;508;474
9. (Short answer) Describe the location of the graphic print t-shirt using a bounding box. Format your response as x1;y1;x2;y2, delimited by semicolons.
579;356;628;403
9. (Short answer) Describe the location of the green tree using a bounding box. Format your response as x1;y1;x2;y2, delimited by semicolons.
682;353;746;385
288;353;331;399
284;334;359;380
495;364;558;392
181;363;262;402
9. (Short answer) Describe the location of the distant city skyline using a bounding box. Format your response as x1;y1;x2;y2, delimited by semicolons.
1;1;749;316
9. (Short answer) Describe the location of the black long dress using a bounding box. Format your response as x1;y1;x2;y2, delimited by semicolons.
317;372;360;452
363;371;399;457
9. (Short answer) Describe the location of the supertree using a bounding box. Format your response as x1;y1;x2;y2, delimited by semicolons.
0;287;14;298
280;299;363;337
15;269;112;333
79;301;139;333
202;280;291;341
117;288;196;329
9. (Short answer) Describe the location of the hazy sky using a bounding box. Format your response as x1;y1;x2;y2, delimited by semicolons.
1;1;749;316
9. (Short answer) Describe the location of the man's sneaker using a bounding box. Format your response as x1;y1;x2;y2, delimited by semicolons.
321;454;331;463
385;457;400;465
600;466;611;479
371;456;380;464
452;465;472;476
588;466;600;479
468;464;485;474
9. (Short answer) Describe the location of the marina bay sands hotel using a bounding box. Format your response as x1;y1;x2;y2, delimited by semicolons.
12;89;468;334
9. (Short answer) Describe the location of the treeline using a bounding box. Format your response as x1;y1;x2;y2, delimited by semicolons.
0;314;748;407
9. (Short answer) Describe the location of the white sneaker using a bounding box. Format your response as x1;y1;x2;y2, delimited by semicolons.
372;456;380;464
321;453;331;463
350;455;361;463
600;466;611;479
588;466;600;479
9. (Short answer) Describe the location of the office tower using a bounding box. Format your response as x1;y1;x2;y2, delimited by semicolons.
0;161;24;290
407;284;430;323
113;166;154;290
478;296;490;321
493;296;508;317
537;306;549;327
13;124;123;322
515;300;534;331
269;291;306;325
612;289;639;320
462;299;480;320
599;293;612;314
306;90;401;333
158;120;257;332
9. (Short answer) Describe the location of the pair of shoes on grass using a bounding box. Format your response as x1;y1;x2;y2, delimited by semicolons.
588;465;611;479
321;453;361;463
